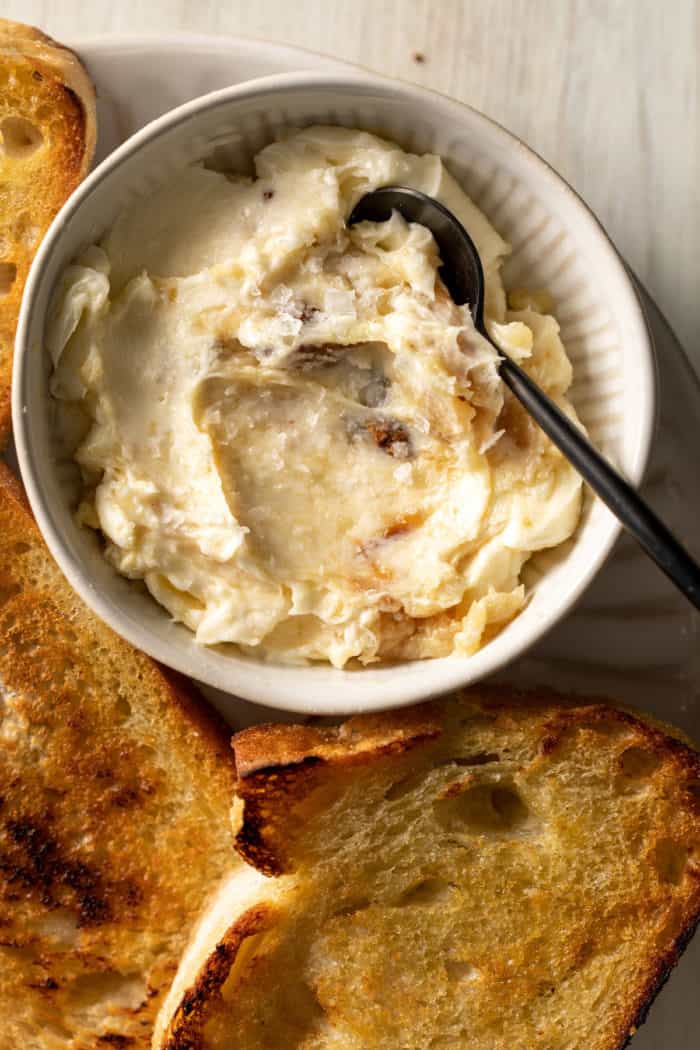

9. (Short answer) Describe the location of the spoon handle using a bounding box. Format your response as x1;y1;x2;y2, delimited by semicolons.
498;354;700;610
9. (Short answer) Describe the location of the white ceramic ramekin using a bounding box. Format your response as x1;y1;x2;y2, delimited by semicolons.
12;71;655;714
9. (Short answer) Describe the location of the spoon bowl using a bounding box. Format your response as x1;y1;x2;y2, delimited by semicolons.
349;186;486;325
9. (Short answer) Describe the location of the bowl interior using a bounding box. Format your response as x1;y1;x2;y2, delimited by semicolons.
14;73;654;714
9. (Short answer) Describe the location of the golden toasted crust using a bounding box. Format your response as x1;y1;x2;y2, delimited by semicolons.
159;689;700;1050
163;904;280;1050
0;19;96;447
231;706;441;875
0;462;239;1049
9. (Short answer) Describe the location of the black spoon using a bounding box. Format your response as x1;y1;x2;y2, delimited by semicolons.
348;186;700;610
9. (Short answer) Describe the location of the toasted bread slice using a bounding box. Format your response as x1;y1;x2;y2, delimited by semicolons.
0;461;241;1048
155;692;700;1050
0;19;96;446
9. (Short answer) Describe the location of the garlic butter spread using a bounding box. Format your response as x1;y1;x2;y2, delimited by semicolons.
48;127;582;667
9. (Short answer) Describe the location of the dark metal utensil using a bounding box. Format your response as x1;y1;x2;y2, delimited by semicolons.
348;186;700;610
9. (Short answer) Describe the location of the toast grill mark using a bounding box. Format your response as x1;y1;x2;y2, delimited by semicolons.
0;815;141;925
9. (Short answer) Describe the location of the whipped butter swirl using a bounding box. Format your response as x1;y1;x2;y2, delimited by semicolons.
48;127;582;667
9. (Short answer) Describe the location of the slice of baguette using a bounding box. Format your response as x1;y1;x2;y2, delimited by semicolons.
0;19;96;446
0;460;241;1049
155;692;700;1050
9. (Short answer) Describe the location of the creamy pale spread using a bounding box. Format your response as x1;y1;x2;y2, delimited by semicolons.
48;127;582;667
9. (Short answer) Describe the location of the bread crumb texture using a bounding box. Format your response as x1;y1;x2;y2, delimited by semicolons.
161;692;700;1050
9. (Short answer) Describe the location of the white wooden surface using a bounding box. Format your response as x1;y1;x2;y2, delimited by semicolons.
6;0;698;369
